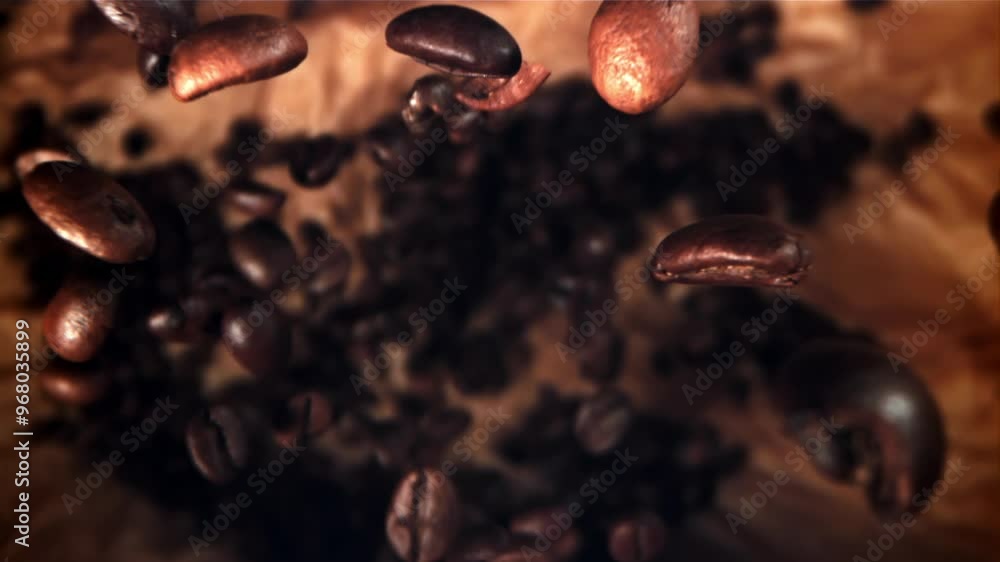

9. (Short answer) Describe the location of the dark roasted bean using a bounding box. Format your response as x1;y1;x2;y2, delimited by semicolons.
222;180;287;218
274;391;333;446
576;328;624;383
147;293;223;342
298;221;351;295
455;61;551;112
44;274;120;363
574;390;631;455
91;0;196;54
23;162;157;263
185;405;250;484
228;218;297;290
288;134;355;187
39;361;110;406
137;48;170;88
589;0;699;114
386;5;522;78
386;468;461;562
221;301;292;377
62;100;110;127
510;508;583;560
607;513;667;562
168;15;308;102
652;215;811;287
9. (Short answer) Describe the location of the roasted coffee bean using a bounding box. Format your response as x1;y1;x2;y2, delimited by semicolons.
444;104;484;145
366;116;416;170
773;340;945;516
122;126;153;159
576;328;624;383
222;180;287;218
386;468;461;562
288;135;355;187
221;301;292;377
39;361;110;406
455;61;551;112
589;0;699;114
386;5;522;78
607;513;667;562
169;15;308;102
228;218;297;290
652;215;811;287
62;100;110;127
147;293;223;342
510;508;583;560
402;75;458;131
44;274;121;363
185;405;250;484
22;162;157;263
298;221;351;295
574;390;631;455
137;48;170;88
14;148;80;182
92;0;196;54
274;391;333;446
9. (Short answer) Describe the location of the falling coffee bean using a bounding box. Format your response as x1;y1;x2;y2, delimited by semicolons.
653;215;811;287
386;468;461;562
44;274;121;363
221;301;292;377
169;15;308;102
137;48;170;88
607;513;667;562
39;361;110;406
588;0;699;114
228;218;297;290
288;135;355;188
91;0;196;54
574;390;632;455
455;61;551;112
22;162;157;263
386;5;522;78
222;180;287;218
185;405;250;484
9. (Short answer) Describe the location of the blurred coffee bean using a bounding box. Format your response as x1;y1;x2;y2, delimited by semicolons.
185;405;250;484
444;104;484;144
386;468;461;562
510;508;583;560
983;101;1000;139
288;134;355;187
607;513;667;562
366;116;415;170
574;390;631;455
222;180;287;218
456;61;551;112
653;215;811;287
44;273;121;363
228;218;297;290
221;301;292;377
22;162;157;263
274;391;333;446
450;333;509;394
576;328;624;383
39;361;110;406
14;148;80;182
589;0;699;114
137;48;170;88
169;15;308;102
122;126;153;159
408;75;458;117
298;221;351;295
386;5;522;78
61;100;110;127
147;293;223;342
91;0;196;54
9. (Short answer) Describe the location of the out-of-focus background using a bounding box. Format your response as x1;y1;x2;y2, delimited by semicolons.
0;1;998;561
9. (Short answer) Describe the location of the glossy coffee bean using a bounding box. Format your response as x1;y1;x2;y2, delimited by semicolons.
386;5;522;78
169;15;308;102
222;180;287;218
773;340;945;516
39;362;110;406
386;468;461;562
221;302;292;377
92;0;196;54
455;61;551;112
274;391;333;446
653;215;811;287
574;390;631;455
228;218;297;290
146;293;223;342
44;274;120;363
185;405;250;484
298;221;351;295
23;162;157;263
589;0;699;114
137;48;170;89
14;148;80;182
607;513;667;562
288;135;355;187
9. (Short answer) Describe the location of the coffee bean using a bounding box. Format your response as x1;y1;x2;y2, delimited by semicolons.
574;390;631;455
14;148;80;182
92;0;196;54
386;468;461;562
607;513;667;562
510;508;582;560
169;15;308;102
274;391;333;446
366;116;416;170
147;293;223;342
62;100;111;127
652;215;811;287
288;134;355;187
455;61;551;112
44;274;120;363
39;361;110;406
222;180;287;218
228;218;297;290
185;405;250;484
298;221;351;295
386;5;522;78
137;48;170;88
402;75;458;131
589;0;699;114
122;126;153;159
221;301;292;377
22;162;157;263
576;328;624;383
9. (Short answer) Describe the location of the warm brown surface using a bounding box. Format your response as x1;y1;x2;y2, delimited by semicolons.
1;2;998;561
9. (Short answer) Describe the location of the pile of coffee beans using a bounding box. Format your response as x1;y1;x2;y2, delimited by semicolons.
2;1;970;561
